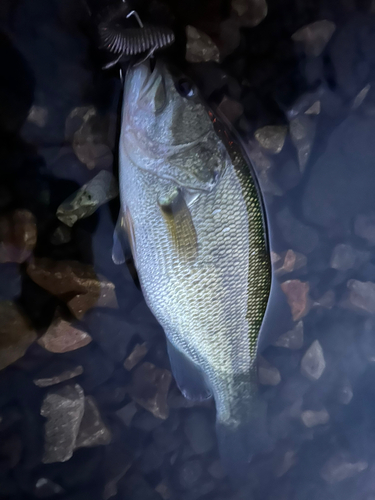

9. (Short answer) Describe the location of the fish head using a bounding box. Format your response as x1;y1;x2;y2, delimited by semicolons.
122;60;227;192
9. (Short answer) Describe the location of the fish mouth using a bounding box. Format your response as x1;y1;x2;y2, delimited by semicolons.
138;58;164;99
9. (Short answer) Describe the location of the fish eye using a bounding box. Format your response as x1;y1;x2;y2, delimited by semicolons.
175;78;195;98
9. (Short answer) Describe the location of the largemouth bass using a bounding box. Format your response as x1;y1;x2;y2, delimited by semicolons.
114;60;272;473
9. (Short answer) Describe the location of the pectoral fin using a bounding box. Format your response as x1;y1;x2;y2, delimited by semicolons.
166;339;212;401
112;208;140;289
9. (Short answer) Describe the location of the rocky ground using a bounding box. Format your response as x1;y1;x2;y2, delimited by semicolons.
1;0;375;499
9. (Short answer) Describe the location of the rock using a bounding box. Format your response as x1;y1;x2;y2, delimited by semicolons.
116;402;138;427
0;434;22;467
34;478;65;498
38;314;92;353
219;19;241;58
75;396;111;448
140;443;164;473
273;321;304;350
129;362;172;420
217;96;244;123
41;383;85;463
50;225;72;245
289;115;315;172
258;356;281;385
185;26;220;63
247;139;282;196
313;290;335;310
184;410;215;454
27;258;117;319
119;473;162;500
346;279;375;314
337;381;353;405
0;301;37;370
231;0;268;27
330;244;369;271
254;125;287;154
274;249;307;277
355;213;375;245
72;345;115;391
132;409;164;432
353;84;371;109
208;460;226;479
34;361;83;387
301;340;326;381
155;483;171;500
0;263;21;301
320;453;368;483
124;343;148;371
292;20;336;57
0;209;37;263
301;408;330;427
27;105;48;127
178;459;203;489
56;170;118;227
305;101;321;115
281;280;311;321
103;441;133;500
276;207;319;254
275;450;297;477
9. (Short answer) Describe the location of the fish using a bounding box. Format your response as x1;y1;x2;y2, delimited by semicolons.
114;60;272;476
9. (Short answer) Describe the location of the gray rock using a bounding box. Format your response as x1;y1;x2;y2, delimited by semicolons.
292;20;336;57
301;340;326;381
34;478;65;498
41;383;85;463
274;250;307;277
330;244;370;271
38;315;92;353
75;396;111;448
34;361;83;387
231;0;268;27
124;343;148;371
185;26;220;63
258;356;281;385
116;402;138;427
140;443;164;474
275;450;297;477
27;105;48;128
254;125;287;154
273;321;304;350
179;459;203;489
355;213;375;245
276;207;319;254
103;442;133;500
320;453;368;483
208;459;226;479
184;410;215;454
346;279;375;314
50;225;72;245
289;115;316;172
337;382;353;405
301;408;330;427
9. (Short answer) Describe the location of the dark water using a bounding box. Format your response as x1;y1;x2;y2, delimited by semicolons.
1;0;375;499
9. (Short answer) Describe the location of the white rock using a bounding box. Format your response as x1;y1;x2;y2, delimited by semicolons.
301;408;329;427
301;340;326;381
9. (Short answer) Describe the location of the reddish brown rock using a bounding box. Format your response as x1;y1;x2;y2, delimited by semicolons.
0;209;37;263
274;249;307;277
124;343;148;371
129;362;172;420
0;301;37;370
281;280;311;320
38;315;92;353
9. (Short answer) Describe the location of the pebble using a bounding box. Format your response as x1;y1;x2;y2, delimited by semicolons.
276;207;319;254
184;410;215;454
330;244;369;271
34;361;83;387
248;140;282;196
301;408;330;427
115;402;138;427
56;170;118;227
254;125;287;154
352;84;371;109
275;450;297;477
274;249;307;277
301;340;326;381
41;383;85;463
337;381;353;405
231;0;268;27
185;26;220;63
219;19;241;58
292;20;336;57
289;115;315;172
281;280;311;321
258;355;281;385
217;96;244;123
346;279;375;314
155;482;171;500
27;105;49;127
320;453;368;483
124;343;148;371
0;301;37;370
178;459;203;489
75;396;111;448
38;314;92;353
0;209;37;263
273;321;304;350
50;225;72;245
305;101;321;115
34;478;65;498
355;213;375;245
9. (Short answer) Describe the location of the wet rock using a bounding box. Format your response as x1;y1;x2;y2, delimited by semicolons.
276;207;319;254
38;314;92;353
289;115;315;172
72;345;115;391
27;105;48;127
116;402;138;427
273;321;304;350
0;301;37;370
217;96;244;123
231;0;268;27
337;381;353;405
301;340;326;381
124;343;148;371
153;423;182;454
301;408;330;427
219;19;241;58
103;443;132;500
56;170;118;227
34;478;65;498
247;139;281;196
355;213;375;245
305;101;321;115
179;459;203;489
313;290;335;310
185;26;220;63
34;360;83;387
353;84;371;109
50;225;72;245
320;453;368;483
27;258;117;319
140;443;164;474
275;450;297;477
281;280;311;321
75;396;111;448
258;356;281;385
41;383;85;463
132;409;164;432
274;249;307;277
119;473;162;500
254;125;287;154
330;244;369;271
292;20;336;57
0;209;37;263
346;279;375;314
155;483;171;500
129;362;172;419
184;410;215;454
